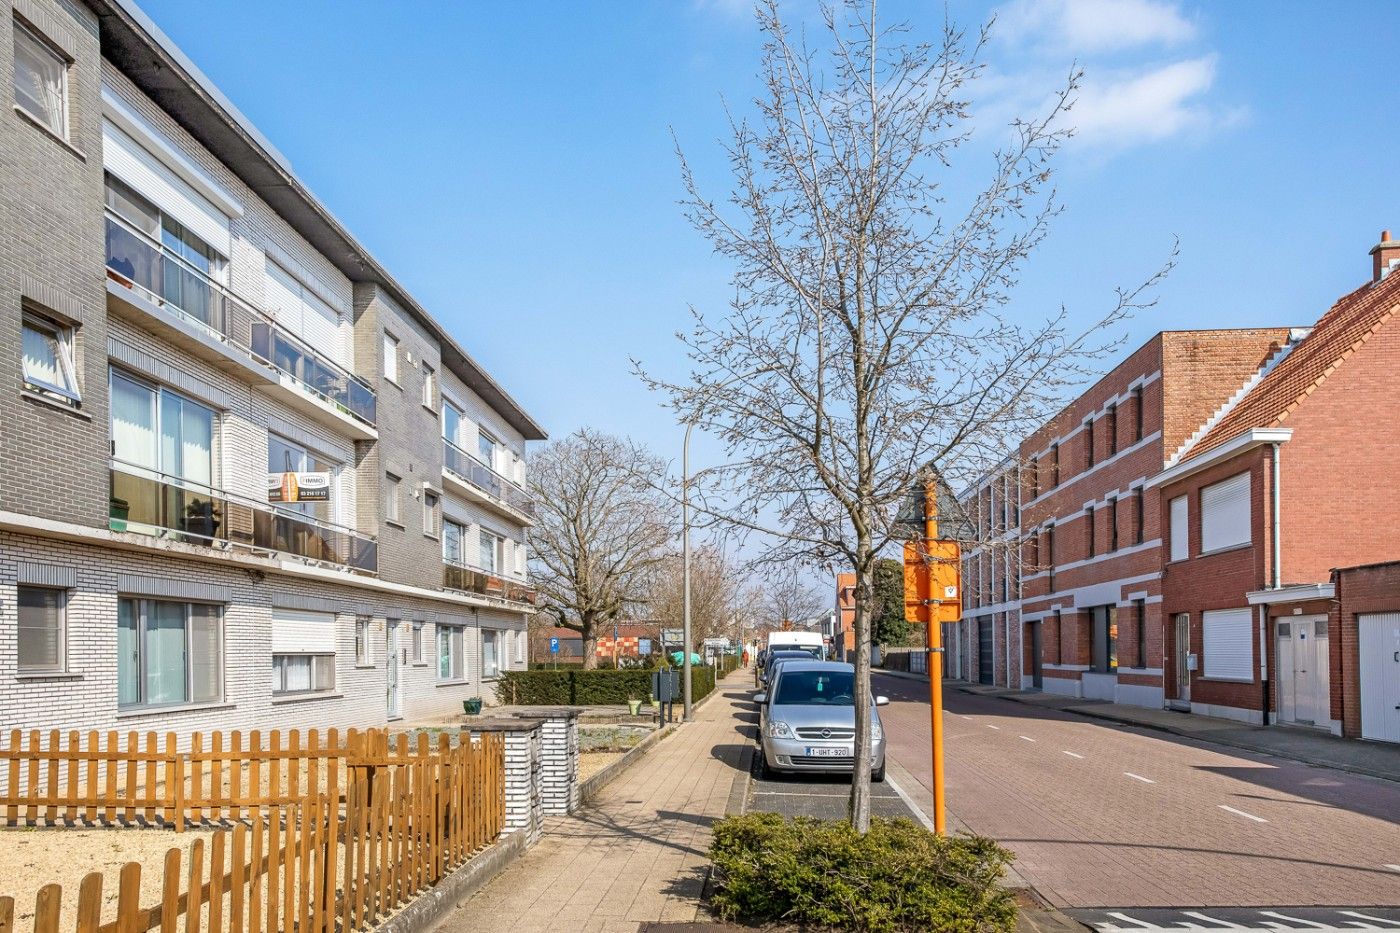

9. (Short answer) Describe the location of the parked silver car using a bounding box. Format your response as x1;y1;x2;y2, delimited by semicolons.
753;660;888;782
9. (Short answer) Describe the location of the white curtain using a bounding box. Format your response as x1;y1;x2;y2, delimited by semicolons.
189;604;221;703
118;600;139;706
159;392;213;485
111;373;157;470
21;323;62;390
13;26;65;135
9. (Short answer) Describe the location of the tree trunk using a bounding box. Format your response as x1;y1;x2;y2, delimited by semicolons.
848;561;875;832
581;613;599;670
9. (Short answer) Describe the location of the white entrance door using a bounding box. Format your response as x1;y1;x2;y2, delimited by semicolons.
386;621;401;720
1359;612;1400;743
1277;615;1329;727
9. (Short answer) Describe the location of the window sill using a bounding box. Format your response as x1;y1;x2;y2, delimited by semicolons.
1196;676;1255;685
384;378;402;391
354;663;376;670
422;404;439;416
118;701;234;720
424;533;439;542
384;519;406;530
16;672;82;682
436;679;471;688
1199;542;1252;558
272;692;344;706
13;106;87;161
20;388;91;419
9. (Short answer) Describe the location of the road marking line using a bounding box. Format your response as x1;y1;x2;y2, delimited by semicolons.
1218;804;1268;823
1182;911;1245;928
986;725;1000;730
1019;735;1037;742
1259;910;1325;927
1385;864;1400;872
1342;910;1395;923
1123;772;1156;784
1062;750;1085;759
1104;911;1153;928
884;774;935;832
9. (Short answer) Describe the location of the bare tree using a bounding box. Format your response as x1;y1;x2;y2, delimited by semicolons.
645;545;741;649
762;566;826;628
528;429;674;669
640;1;1171;829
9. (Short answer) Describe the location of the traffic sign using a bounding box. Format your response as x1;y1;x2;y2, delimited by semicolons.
903;539;961;624
549;637;559;654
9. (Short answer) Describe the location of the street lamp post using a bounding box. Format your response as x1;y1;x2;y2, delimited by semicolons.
682;420;695;721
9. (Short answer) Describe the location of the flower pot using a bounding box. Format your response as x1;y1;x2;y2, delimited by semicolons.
628;699;642;715
463;698;483;715
650;699;661;711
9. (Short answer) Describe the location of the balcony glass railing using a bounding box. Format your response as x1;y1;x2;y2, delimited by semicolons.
442;439;536;519
105;209;376;428
442;556;537;606
109;460;377;574
104;210;230;341
250;322;376;428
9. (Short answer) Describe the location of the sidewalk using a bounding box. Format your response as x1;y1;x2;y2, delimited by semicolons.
952;678;1400;783
436;671;754;933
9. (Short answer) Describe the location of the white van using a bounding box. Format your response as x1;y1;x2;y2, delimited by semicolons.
767;631;825;654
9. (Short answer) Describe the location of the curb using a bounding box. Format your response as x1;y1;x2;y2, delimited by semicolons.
376;831;526;933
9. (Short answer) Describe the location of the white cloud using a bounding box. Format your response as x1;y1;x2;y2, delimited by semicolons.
1070;55;1233;146
997;0;1196;55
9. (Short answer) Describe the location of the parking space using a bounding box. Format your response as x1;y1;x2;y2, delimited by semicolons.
747;755;920;820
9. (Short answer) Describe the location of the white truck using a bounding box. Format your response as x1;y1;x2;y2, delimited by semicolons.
766;630;825;655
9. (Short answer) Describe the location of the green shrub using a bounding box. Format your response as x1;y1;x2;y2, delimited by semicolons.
709;813;1016;933
499;664;732;706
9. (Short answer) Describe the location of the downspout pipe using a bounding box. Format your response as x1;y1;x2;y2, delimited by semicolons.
1263;441;1283;725
1271;443;1283;590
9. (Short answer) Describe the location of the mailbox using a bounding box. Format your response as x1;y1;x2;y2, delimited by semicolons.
652;669;681;703
1186;653;1199;672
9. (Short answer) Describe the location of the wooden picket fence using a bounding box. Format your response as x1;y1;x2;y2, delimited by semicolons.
0;727;477;831
0;731;506;933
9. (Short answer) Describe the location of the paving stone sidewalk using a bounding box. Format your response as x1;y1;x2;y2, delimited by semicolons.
435;671;754;933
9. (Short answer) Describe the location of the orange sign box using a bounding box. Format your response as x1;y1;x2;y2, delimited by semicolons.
903;539;961;625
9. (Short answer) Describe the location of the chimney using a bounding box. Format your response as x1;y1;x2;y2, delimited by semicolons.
1371;230;1400;282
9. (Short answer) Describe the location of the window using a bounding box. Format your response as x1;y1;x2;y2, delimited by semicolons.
1031;457;1040;499
1169;495;1188;561
1133;599;1147;669
423;491;440;537
1132;386;1144;442
21;312;80;405
1085;504;1096;558
1200;472;1251;554
412;621;424;663
13;19;66;137
422;363;435;409
18;585;65;673
1107;403;1118;456
482;629;500;679
1109;496;1119;552
479;528;502;574
437;624;464;681
1053;609;1063;664
478;429;498;470
1202;608;1253;681
1090;605;1117;673
383;332;399;383
443;518;466;564
272;654;334;694
268;433;336;523
385;473;401;524
117;598;222;708
1133;489;1144;545
1051;444;1060;487
442;401;464;447
1046;524;1056;591
1084;417;1095;469
355;617;371;665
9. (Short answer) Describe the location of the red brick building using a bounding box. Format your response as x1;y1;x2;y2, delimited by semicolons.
1151;240;1400;726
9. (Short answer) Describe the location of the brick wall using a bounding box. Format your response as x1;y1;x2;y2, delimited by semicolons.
1159;329;1292;460
1332;562;1400;739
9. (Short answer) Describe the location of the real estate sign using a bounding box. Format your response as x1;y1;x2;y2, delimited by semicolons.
267;472;331;503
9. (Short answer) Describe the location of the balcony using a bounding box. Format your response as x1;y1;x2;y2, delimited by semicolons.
104;210;377;439
109;460;377;574
442;556;537;608
441;438;536;524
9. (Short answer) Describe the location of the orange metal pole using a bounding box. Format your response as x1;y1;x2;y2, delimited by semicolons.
924;480;947;834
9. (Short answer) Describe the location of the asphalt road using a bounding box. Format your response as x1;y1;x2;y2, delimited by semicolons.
874;671;1400;910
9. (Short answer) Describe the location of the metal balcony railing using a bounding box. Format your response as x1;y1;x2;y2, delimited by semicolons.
442;555;537;607
109;460;378;574
104;210;377;428
441;438;535;519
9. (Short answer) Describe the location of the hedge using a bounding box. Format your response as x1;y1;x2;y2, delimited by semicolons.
709;813;1016;932
497;664;723;706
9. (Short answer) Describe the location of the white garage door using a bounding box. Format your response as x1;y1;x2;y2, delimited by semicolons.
1359;612;1400;744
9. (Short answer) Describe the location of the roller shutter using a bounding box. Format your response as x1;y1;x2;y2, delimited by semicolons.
271;608;337;655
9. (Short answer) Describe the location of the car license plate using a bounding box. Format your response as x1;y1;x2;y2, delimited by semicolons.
804;747;850;758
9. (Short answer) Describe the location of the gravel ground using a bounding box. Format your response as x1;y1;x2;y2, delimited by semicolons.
579;751;628;782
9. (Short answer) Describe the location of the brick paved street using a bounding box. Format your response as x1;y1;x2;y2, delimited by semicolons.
876;672;1400;909
437;673;753;932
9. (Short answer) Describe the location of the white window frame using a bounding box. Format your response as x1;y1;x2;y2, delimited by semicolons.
17;584;67;674
482;629;500;679
1200;471;1251;555
513;628;525;665
477;429;498;470
1169;495;1189;562
385;473;401;524
412;621;424;663
422;363;435;410
382;332;399;383
437;623;465;682
271;653;335;695
479;527;502;574
423;490;440;538
355;617;372;666
13;18;68;139
21;311;80;405
117;598;223;709
1202;607;1254;681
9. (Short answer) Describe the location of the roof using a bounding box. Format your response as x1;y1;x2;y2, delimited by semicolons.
1181;271;1400;461
96;0;547;440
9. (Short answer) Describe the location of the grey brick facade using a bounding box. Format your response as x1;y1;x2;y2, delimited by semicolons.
0;0;546;737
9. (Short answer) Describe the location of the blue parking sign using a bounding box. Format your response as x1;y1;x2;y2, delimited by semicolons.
549;637;559;654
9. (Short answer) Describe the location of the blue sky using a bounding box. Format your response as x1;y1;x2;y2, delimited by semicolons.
140;0;1396;484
